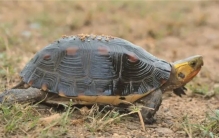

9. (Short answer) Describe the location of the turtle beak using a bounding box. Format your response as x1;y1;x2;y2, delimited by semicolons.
198;56;204;67
183;55;203;83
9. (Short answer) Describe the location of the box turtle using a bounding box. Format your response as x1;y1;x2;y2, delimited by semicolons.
0;34;203;123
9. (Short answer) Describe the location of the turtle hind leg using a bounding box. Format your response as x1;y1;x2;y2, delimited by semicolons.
138;89;162;124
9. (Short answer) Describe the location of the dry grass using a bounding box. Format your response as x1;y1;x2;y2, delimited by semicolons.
0;101;146;137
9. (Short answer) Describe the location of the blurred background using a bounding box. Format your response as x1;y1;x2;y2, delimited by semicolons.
0;1;218;137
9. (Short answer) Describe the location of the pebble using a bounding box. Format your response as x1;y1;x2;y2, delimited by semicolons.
127;124;138;130
156;127;173;134
21;30;32;38
135;133;145;138
163;108;169;112
112;133;127;138
29;22;41;29
213;83;219;89
176;130;186;135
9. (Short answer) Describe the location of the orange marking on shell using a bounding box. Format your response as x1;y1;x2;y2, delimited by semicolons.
43;54;51;60
59;91;67;97
24;83;29;88
127;52;138;62
66;47;78;55
41;84;47;91
98;47;109;55
28;80;33;86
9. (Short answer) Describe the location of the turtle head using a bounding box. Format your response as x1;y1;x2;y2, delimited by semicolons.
161;55;203;96
173;55;203;84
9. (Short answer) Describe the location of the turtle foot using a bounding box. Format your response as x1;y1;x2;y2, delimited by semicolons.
138;89;162;124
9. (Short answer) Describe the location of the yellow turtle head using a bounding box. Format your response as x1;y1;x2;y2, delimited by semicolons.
161;55;203;96
173;55;203;84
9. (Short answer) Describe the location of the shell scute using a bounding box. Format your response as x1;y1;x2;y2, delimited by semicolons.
28;68;44;88
58;78;75;96
57;51;85;78
37;48;61;72
41;72;58;92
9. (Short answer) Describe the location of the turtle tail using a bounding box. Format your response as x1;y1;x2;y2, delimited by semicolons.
11;81;26;89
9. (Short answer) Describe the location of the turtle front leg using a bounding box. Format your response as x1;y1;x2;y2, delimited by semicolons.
0;88;47;104
139;89;162;124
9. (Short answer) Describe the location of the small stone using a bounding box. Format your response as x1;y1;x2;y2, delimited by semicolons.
214;83;219;88
158;133;163;137
29;22;41;29
163;108;169;112
136;133;145;138
176;130;186;135
164;119;173;125
127;125;138;130
112;133;119;137
204;90;215;98
156;127;173;134
21;31;31;38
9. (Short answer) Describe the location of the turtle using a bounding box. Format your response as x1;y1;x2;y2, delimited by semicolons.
0;34;203;124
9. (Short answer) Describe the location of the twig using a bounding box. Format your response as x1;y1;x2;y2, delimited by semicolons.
137;110;146;131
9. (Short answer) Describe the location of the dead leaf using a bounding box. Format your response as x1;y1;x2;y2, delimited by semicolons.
79;106;89;115
39;114;61;126
72;119;84;125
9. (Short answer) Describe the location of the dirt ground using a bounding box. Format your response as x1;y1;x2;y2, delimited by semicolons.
0;1;219;138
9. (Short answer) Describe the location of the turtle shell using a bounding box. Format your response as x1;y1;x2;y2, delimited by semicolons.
20;34;171;104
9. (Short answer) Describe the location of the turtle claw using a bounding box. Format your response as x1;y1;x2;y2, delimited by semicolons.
183;86;187;91
173;87;187;97
144;117;156;124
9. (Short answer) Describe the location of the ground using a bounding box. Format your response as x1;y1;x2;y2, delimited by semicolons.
0;1;219;138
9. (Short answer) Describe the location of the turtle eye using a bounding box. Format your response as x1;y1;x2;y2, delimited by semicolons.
178;72;185;79
190;61;196;67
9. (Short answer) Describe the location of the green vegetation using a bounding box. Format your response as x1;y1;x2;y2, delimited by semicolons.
188;83;210;95
182;109;219;138
0;102;73;137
